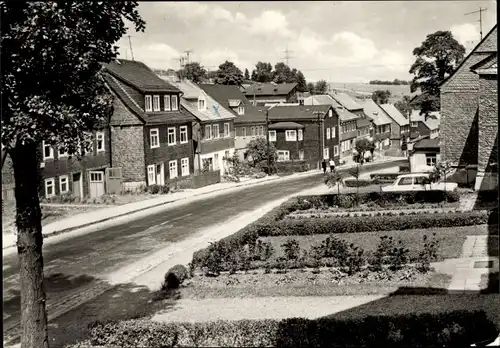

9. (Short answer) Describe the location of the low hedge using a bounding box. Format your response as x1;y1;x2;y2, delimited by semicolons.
344;179;374;187
369;172;401;181
84;311;497;347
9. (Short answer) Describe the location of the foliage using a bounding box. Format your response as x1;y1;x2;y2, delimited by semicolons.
295;71;308;92
324;171;345;195
307;82;315;95
162;264;189;290
223;151;243;181
215;60;244;85
430;160;453;183
177;62;206;84
281;238;301;260
409;30;465;116
369;79;410;85
244;68;250;80
344;178;373;187
274;160;309;174
370;236;409;272
354;138;375;163
416;233;440;273
394;95;413;117
371;89;391;104
253;61;274;82
246;137;278;167
273;62;294;83
314;79;328;94
313;235;365;274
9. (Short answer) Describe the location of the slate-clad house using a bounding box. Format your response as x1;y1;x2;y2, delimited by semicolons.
409;137;441;173
337;108;359;162
440;24;497;191
103;59;196;189
329;92;372;143
409;110;440;140
242;82;298;106
380;103;411;151
358;98;393;151
198;84;267;160
267;104;339;168
161;76;236;175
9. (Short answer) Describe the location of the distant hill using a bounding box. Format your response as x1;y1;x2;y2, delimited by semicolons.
328;82;419;103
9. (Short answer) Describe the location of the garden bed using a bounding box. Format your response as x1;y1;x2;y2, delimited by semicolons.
288;208;460;219
290;201;460;213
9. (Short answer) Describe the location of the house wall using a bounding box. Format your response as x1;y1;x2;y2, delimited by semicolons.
339;120;357;159
323;110;340;162
199;120;235;155
272;129;305;162
409;150;441;172
111;125;146;184
410;121;431;139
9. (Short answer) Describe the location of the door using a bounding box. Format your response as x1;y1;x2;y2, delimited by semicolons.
72;172;82;198
156;163;164;185
323;147;329;159
89;171;105;198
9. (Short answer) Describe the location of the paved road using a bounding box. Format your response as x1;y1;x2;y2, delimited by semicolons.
2;160;406;345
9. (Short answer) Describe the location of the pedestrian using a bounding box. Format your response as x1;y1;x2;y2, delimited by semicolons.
322;159;327;174
329;158;335;173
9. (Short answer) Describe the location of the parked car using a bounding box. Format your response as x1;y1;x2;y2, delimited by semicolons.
381;173;458;192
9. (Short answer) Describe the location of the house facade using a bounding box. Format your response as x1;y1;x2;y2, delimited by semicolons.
359;99;393;151
440;25;497;191
408;137;440;173
242;82;298;106
104;59;195;190
380;103;411;151
409;110;440;140
268;105;339;168
337;109;359;162
198;84;267;161
161;76;236;175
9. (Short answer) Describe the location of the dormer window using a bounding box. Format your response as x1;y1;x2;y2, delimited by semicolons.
238;105;245;115
153;95;160;111
172;95;178;111
198;95;206;110
145;95;152;112
164;95;171;111
328;109;333;118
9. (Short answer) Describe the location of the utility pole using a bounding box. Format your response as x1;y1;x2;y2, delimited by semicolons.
127;35;135;61
184;50;193;64
465;7;488;40
172;57;184;69
282;45;295;66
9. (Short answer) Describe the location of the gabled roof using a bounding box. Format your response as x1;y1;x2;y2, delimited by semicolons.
336;108;360;122
243;82;298;96
330;92;363;111
410;110;440;130
303;95;341;107
269;121;305;130
198;84;265;124
356;116;373;128
105;59;180;93
358;99;392;125
268;104;331;121
413;137;440;150
380;103;409;126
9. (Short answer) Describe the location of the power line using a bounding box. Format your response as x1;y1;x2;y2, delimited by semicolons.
465;7;487;40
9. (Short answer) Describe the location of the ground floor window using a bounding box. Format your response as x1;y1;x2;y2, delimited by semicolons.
426;154;437;166
334;145;339;156
323;147;329;159
214;153;219;170
59;175;69;194
299;150;304;160
181;158;190;176
169;160;178;179
45;178;55;198
147;165;156;185
277;150;290;162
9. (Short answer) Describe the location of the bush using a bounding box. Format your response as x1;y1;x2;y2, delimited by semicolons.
148;184;160;194
337;195;356;208
370;236;409;272
399;165;411;172
252;172;267;179
160;185;170;194
162;264;189;290
281;238;301;260
416;233;440;273
344;178;373;187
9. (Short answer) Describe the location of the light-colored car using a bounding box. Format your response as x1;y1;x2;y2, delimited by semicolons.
381;173;458;192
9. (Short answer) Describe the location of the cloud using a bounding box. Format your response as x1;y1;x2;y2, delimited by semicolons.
199;48;251;72
451;23;480;45
295;28;329;55
245;10;293;38
331;32;378;62
121;43;181;70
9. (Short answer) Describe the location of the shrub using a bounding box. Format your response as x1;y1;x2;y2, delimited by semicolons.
399;165;411;172
160;185;170;194
148;184;160;194
337;195;355;208
368;236;410;272
312;236;365;274
162;264;189;290
416;233;440;273
344;179;373;187
281;238;300;260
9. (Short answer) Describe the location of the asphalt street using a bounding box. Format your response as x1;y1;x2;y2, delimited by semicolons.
2;159;406;346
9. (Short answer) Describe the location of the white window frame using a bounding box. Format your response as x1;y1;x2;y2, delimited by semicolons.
58;146;68;158
426;154;437;167
42;141;54;160
269;130;277;142
171;95;179;111
241;127;246;137
167;127;176;146
198;96;206;111
59;175;69;194
251;126;256;136
150;128;160;148
153;95;160;112
259;126;264;136
332;127;336;138
324;147;329;159
213;124;220;139
277;150;290;162
238;105;245;115
169;160;178;179
224;123;230;138
147;164;156;185
299;150;304;160
180;126;188;144
181;157;190;176
96;131;105;153
298;129;303;141
205;125;213;140
328;109;333;118
164;95;171;111
45;178;55;198
326;128;331;139
145;95;152;112
285;130;297;141
334;145;339;156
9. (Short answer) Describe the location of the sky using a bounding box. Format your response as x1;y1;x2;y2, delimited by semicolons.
116;1;497;83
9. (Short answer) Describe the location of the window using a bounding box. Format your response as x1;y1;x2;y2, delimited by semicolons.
213;153;219;170
269;130;276;142
285;130;297;141
42;141;54;160
171;95;178;110
414;176;430;185
181;158;190;176
153;95;160;111
238;105;245;115
277;150;290;162
167;127;176;145
241;127;246;137
299;150;304;160
96;132;105;153
328;109;333;118
326;128;331;139
180;126;188;144
213;124;220;139
169;160;178;179
59;175;69;194
147;165;156;185
324;147;329;159
225;150;230;159
205;125;212;140
251;127;256;136
332;127;336;138
58;146;68;158
398;177;413;186
45;178;55;198
411;121;418;127
198;97;205;110
224;123;230;138
150;128;160;148
259;126;264;136
145;95;152;112
164;95;171;111
334;145;339;156
426;154;437;166
298;129;303;141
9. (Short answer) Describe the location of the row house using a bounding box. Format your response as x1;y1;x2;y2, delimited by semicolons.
104;59;195;189
358;99;393;151
198;84;267;161
330;92;372;141
409;110;440;139
242;82;298;106
267;104;339;168
162;76;236;175
380;103;411;152
440;24;497;191
337;108;359;161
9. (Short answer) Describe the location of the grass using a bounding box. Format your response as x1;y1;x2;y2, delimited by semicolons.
259;225;491;262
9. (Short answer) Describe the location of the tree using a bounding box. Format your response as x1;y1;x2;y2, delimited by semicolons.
1;2;145;347
307;82;315;94
295;71;308;92
250;69;257;81
354;138;374;164
246;138;277;167
394;95;413;118
244;68;250;80
314;80;328;94
215;60;244;85
371;90;391;104
325;171;345;196
409;30;465;117
348;165;362;206
177;62;206;84
254;62;273;83
273;62;294;83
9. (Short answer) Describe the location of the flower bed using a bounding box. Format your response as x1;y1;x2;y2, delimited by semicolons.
288;208;461;219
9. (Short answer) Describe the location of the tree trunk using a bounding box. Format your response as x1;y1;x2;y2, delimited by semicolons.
10;143;49;348
337;182;340;196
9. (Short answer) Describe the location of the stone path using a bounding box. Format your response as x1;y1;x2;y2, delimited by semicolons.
459;192;479;212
